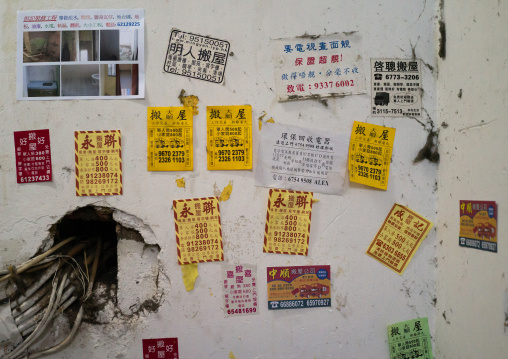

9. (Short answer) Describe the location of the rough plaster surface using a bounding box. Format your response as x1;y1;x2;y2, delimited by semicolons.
435;1;508;358
0;1;439;358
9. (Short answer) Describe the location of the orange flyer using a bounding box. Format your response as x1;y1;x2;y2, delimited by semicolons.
366;203;433;275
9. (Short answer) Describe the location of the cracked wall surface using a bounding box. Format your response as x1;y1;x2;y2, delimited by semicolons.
436;0;508;357
0;1;439;358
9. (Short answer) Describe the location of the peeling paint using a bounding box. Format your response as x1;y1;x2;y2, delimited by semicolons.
178;89;199;115
219;181;233;202
181;263;199;292
176;177;186;188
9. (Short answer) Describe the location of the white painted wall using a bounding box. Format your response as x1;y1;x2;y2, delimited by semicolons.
0;1;439;358
435;1;508;358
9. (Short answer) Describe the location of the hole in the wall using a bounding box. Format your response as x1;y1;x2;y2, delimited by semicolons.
5;205;162;357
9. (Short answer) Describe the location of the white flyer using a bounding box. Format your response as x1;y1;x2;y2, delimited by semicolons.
371;58;422;117
16;9;145;100
222;264;258;317
271;32;366;102
256;122;348;195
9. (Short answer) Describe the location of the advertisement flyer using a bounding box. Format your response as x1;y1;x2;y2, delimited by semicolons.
272;32;366;101
75;130;122;196
371;59;422;117
17;9;145;100
256;122;348;195
267;265;331;310
147;106;193;171
388;317;433;359
13;129;52;184
263;189;313;256
142;338;178;359
163;29;230;84
173;197;224;265
459;200;497;253
348;121;396;190
222;264;258;317
366;204;433;275
206;105;252;170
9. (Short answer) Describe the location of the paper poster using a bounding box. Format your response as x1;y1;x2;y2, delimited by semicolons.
272;32;366;102
267;265;331;310
142;338;179;359
366;204;433;275
163;29;230;84
256;122;348;195
173;197;224;265
371;59;422;117
459;200;497;253
75;130;122;196
263;189;313;256
348;121;395;190
13;129;52;183
17;9;145;100
206;105;252;170
222;264;258;317
147;107;193;171
388;318;433;359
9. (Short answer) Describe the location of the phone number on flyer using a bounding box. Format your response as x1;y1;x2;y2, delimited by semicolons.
271;299;330;309
227;307;256;315
20;175;49;183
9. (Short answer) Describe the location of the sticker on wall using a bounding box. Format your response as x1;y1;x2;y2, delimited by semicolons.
366;204;433;275
75;130;122;196
371;59;422;117
142;338;179;359
271;32;366;102
256;122;348;195
207;105;252;170
263;189;313;256
388;317;433;359
348;121;396;190
459;200;497;253
147;107;193;171
164;29;230;84
267;265;331;310
173;197;224;265
222;264;258;317
16;9;145;100
13;129;52;184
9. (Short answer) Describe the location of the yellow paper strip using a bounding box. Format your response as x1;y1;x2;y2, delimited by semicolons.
181;263;199;291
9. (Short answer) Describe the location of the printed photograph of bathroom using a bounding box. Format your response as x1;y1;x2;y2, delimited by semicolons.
22;31;60;63
61;64;100;97
99;64;139;96
100;29;138;61
23;65;60;97
61;30;99;62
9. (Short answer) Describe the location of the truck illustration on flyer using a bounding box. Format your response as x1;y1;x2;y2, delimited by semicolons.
267;265;331;310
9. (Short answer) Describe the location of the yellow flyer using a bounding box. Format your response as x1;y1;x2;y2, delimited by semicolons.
173;197;224;265
263;189;313;256
75;130;122;196
147;107;193;171
348;121;395;190
366;204;433;275
206;105;252;170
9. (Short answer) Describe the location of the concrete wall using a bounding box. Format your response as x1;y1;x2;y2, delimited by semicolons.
435;1;508;358
0;1;440;358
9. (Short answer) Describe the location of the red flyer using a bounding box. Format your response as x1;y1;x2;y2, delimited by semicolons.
13;129;52;184
142;338;178;359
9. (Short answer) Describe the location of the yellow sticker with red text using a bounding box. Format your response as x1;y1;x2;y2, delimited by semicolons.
75;130;122;196
173;197;224;265
263;189;313;256
348;121;395;190
366;204;433;275
207;105;252;170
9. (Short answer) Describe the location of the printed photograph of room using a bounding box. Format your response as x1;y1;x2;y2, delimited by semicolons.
61;30;99;62
99;64;139;96
23;65;60;97
22;31;60;62
99;29;138;61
